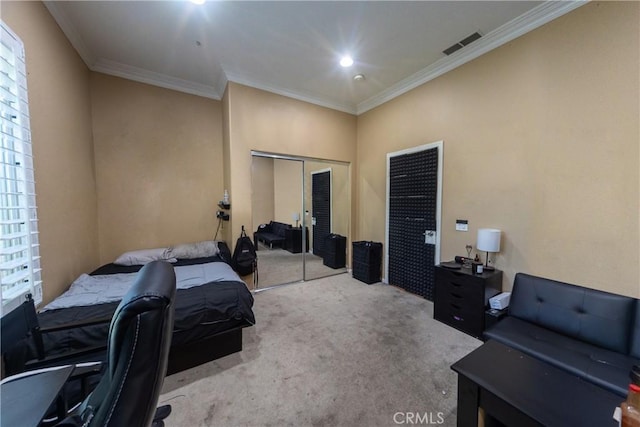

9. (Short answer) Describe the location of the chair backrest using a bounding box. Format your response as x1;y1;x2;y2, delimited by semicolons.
81;260;176;427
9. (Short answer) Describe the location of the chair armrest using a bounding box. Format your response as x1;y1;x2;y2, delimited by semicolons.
26;345;107;370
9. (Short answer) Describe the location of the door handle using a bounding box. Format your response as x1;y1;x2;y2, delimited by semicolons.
424;230;437;245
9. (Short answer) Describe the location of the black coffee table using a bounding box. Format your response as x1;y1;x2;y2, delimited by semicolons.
451;340;621;427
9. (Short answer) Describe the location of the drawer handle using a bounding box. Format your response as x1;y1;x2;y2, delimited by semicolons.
450;303;461;310
451;282;464;287
450;293;462;299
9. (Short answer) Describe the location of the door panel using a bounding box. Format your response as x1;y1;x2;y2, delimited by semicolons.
311;170;331;257
387;143;441;301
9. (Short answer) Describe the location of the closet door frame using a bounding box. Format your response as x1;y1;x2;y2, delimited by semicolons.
251;151;350;288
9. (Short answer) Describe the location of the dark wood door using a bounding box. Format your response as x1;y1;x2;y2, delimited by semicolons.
312;170;331;257
387;144;440;301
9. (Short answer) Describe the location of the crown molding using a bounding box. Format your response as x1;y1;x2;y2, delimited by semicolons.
44;1;96;67
356;0;587;115
93;59;221;100
225;71;357;115
45;0;586;115
214;70;229;99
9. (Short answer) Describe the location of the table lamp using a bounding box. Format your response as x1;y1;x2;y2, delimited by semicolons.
477;228;501;271
292;212;300;228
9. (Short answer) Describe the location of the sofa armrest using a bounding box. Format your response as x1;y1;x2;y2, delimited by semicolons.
255;223;271;234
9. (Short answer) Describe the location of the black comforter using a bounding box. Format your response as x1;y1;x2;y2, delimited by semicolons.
33;255;255;359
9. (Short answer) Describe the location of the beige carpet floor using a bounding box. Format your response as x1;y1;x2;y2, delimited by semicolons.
255;245;347;289
159;273;481;427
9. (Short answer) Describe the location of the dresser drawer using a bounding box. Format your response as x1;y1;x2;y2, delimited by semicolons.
433;265;503;339
434;297;481;321
434;302;484;338
436;268;486;287
435;277;483;302
435;269;484;301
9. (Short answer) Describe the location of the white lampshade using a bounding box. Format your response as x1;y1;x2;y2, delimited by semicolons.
292;212;300;222
477;228;501;253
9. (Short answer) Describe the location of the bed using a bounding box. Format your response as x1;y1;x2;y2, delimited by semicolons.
30;241;255;375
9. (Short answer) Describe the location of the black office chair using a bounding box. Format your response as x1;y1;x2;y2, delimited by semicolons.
50;260;177;427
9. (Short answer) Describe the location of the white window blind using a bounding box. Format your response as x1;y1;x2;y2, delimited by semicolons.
0;21;42;316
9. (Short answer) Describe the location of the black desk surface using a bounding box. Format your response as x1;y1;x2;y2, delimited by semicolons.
1;365;75;427
452;340;621;427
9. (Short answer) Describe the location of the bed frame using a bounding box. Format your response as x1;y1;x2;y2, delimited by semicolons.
167;326;246;375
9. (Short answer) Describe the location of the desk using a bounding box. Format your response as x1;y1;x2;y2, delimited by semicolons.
1;365;74;427
451;340;620;427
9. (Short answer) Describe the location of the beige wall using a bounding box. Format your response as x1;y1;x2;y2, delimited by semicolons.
274;158;303;225
226;82;357;248
357;1;640;296
2;1;99;305
90;74;224;263
6;0;638;304
251;156;275;227
221;85;233;244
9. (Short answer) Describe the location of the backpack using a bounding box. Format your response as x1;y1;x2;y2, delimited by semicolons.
232;226;257;277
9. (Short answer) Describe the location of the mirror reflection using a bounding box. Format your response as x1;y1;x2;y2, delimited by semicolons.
251;156;304;288
303;161;350;281
251;153;350;288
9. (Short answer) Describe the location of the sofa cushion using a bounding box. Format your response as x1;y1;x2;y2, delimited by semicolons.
509;273;635;354
269;221;290;237
254;221;291;248
630;303;640;359
257;233;282;243
485;317;638;397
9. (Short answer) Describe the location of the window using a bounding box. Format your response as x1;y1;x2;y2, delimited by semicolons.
0;21;42;316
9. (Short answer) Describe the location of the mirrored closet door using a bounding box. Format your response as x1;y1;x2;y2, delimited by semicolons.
251;152;350;289
303;160;350;281
251;155;304;287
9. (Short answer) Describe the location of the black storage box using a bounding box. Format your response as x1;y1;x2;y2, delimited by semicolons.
323;234;346;269
352;241;382;284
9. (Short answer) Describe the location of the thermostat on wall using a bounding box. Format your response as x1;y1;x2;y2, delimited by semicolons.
456;219;468;231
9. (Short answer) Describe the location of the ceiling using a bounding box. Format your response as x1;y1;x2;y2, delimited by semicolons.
44;1;584;115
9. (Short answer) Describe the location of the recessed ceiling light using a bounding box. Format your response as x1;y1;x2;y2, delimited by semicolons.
339;55;354;68
353;74;365;81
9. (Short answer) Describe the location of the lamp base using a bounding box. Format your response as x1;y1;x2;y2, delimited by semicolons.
483;251;496;271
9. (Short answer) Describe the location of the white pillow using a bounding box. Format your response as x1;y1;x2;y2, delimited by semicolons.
166;240;219;259
113;247;175;266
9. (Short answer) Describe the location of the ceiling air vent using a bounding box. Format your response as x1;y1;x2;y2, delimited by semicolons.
442;32;482;56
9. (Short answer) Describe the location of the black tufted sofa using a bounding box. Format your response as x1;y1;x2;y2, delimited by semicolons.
484;273;640;397
253;221;291;249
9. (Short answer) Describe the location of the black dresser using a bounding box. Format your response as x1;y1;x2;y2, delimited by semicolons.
434;265;502;339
